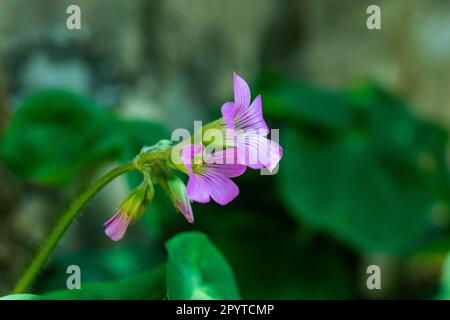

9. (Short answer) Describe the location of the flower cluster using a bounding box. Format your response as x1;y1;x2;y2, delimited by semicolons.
104;73;283;241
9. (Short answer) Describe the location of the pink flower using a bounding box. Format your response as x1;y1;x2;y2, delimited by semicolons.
104;183;153;241
174;193;193;223
182;144;246;205
104;72;283;241
162;173;194;223
221;72;282;172
104;212;131;242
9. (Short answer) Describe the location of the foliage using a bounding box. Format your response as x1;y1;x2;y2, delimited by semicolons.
1;232;237;300
1;90;123;185
166;232;240;299
438;253;450;299
1;72;449;299
257;72;450;253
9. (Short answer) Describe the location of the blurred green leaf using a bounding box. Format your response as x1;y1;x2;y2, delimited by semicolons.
193;206;354;299
1;90;123;185
42;265;166;300
277;83;449;253
166;231;240;300
256;71;354;130
350;85;450;199
36;232;239;300
36;245;166;293
119;119;170;166
437;253;450;299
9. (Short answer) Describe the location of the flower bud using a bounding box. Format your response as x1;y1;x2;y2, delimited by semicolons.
104;181;154;241
160;172;194;223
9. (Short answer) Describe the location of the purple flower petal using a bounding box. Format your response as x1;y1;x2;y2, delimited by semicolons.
187;170;240;205
181;144;204;173
221;101;237;131
104;212;131;241
186;173;211;203
235;132;283;172
233;72;251;113
182;144;245;205
236;95;269;134
221;74;269;134
202;148;247;177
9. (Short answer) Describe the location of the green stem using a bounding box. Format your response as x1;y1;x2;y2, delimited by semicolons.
13;162;136;294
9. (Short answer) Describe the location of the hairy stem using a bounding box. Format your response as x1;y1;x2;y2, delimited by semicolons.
13;162;136;294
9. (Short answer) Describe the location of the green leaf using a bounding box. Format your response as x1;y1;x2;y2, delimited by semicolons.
278;84;449;253
256;71;354;130
35;245;166;293
437;253;450;299
166;231;240;300
41;265;166;300
1;90;123;185
195;208;354;299
119;119;170;165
